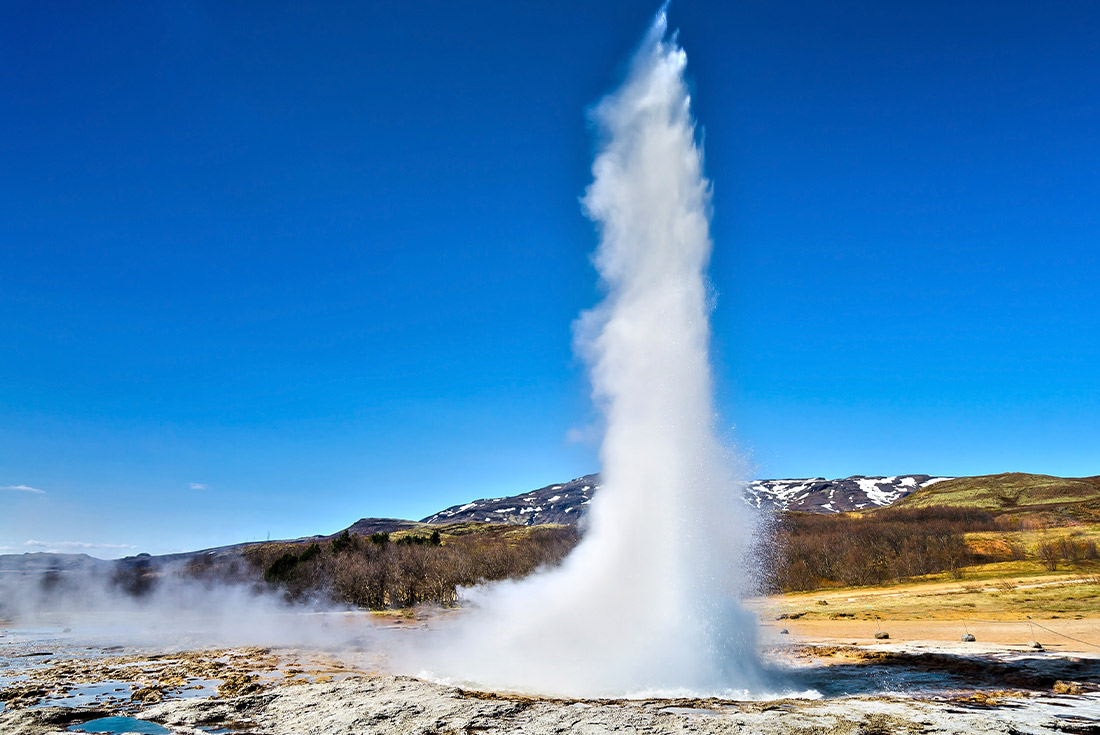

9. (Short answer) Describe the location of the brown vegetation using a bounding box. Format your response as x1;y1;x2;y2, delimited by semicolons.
1035;536;1099;571
769;506;999;591
244;524;579;610
768;505;1100;592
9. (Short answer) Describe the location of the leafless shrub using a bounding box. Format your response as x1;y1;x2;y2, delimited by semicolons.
1006;542;1027;561
1036;540;1060;572
1059;536;1081;564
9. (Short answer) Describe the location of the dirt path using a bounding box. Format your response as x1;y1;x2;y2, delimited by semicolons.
762;617;1100;652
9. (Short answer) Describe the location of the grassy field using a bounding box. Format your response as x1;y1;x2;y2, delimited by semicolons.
895;472;1100;511
755;549;1100;652
765;568;1100;620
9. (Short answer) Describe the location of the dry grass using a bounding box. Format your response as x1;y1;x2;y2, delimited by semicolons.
895;472;1100;510
763;568;1100;622
965;526;1100;549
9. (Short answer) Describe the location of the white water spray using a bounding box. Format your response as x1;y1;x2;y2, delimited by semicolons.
409;9;770;697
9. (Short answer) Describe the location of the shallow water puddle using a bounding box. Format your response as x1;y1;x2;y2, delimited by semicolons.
41;680;132;707
659;706;723;717
177;676;221;698
68;717;171;734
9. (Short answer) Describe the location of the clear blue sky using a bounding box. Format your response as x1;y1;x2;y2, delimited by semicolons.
2;1;1097;557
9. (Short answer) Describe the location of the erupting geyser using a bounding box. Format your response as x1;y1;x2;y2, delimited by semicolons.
410;8;772;697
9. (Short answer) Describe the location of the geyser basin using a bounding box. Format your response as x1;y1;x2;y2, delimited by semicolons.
401;7;775;698
4;623;1100;735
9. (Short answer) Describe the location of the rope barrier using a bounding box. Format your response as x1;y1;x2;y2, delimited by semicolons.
791;576;1100;650
942;617;1100;650
1026;618;1100;651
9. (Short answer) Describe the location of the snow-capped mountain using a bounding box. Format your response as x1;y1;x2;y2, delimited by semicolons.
744;475;951;513
421;474;952;525
422;474;600;526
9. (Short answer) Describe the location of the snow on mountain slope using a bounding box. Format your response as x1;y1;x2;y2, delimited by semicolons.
422;474;599;526
421;474;952;525
745;475;951;513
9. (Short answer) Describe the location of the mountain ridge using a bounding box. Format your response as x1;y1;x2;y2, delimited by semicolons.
423;473;953;525
9;472;1100;572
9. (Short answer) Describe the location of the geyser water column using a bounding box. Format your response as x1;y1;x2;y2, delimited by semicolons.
412;9;770;697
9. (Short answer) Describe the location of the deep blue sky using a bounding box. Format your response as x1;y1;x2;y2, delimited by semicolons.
2;1;1098;556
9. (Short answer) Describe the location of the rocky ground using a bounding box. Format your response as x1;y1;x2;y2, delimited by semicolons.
5;670;1100;735
3;627;1100;735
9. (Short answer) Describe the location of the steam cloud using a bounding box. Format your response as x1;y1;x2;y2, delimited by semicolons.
404;9;772;697
0;559;374;651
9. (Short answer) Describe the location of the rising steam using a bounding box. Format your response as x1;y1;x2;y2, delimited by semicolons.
406;9;772;697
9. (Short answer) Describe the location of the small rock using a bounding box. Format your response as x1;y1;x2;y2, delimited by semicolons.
816;600;828;606
217;673;265;698
62;627;71;633
874;632;890;640
131;686;165;703
779;629;789;635
0;683;49;708
1029;641;1044;650
961;633;976;642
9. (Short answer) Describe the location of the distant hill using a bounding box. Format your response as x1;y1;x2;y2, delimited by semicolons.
423;474;599;525
7;472;1095;579
893;472;1100;510
0;552;112;577
343;518;429;536
421;473;952;525
744;475;951;513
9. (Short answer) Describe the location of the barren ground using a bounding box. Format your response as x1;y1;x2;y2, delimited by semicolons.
4;570;1100;734
2;631;1099;733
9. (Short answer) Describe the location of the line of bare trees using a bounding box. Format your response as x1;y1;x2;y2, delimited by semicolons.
767;506;1000;591
1036;536;1099;571
243;526;579;609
